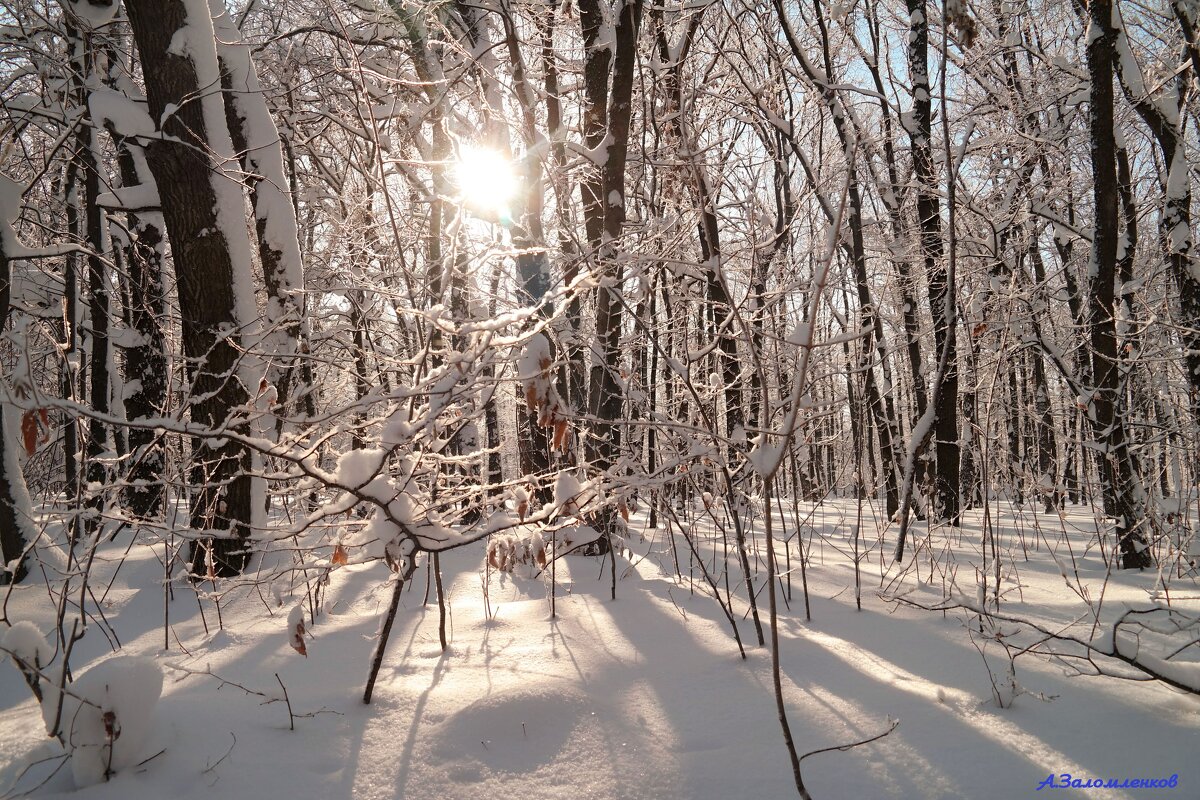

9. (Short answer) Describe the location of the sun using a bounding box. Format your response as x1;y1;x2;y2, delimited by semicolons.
452;145;519;219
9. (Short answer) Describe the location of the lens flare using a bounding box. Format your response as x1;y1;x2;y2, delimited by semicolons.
452;146;518;218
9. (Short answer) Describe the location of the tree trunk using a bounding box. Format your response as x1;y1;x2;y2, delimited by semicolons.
126;0;258;577
1027;233;1059;510
1084;0;1152;569
0;190;32;583
111;138;168;519
68;27;111;529
581;0;642;475
61;160;79;494
906;0;960;524
1113;9;1200;427
213;4;306;416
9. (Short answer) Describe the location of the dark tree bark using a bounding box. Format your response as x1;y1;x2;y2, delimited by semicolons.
111;139;168;518
1027;231;1059;510
65;26;111;529
126;0;255;577
61;160;79;494
581;0;643;474
576;0;612;258
906;0;960;524
1083;0;1152;569
215;21;305;418
0;196;30;583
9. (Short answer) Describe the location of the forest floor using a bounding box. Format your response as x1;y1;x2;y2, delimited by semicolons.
1;499;1198;799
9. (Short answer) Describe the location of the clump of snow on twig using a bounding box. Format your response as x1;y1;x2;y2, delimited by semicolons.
519;334;571;453
48;656;164;788
288;605;308;656
2;621;49;669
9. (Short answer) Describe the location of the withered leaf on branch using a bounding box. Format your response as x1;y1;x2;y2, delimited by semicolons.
288;606;307;657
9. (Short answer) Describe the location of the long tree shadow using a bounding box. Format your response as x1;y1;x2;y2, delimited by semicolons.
771;590;1198;798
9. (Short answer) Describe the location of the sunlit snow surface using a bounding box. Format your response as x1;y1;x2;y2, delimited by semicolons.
1;500;1197;799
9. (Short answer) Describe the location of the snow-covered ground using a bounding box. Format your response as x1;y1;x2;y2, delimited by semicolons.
2;500;1198;799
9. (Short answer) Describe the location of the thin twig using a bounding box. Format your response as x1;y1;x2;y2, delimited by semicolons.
797;719;900;764
202;732;237;776
275;672;295;731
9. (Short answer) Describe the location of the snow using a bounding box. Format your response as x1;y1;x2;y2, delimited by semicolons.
62;0;118;28
209;0;305;319
1164;151;1194;271
552;470;592;516
579;133;613;166
788;321;810;345
381;408;414;445
88;88;156;140
747;434;783;477
1114;11;1181;127
1;397;39;556
2;621;49;667
593;6;615;55
287;605;307;656
332;447;387;490
518;334;569;437
49;656;163;787
0;173;21;231
168;0;261;387
96;183;160;211
0;501;1197;798
517;333;552;381
8;3;1200;796
1115;632;1200;690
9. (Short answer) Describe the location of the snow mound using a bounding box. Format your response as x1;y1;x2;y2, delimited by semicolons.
51;655;164;787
